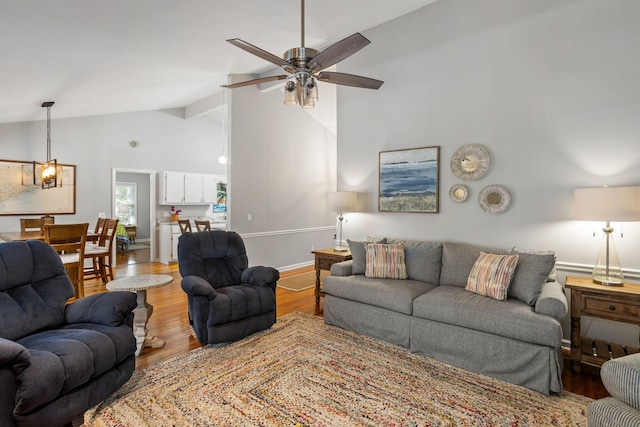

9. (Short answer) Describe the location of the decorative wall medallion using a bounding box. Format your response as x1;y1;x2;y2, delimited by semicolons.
449;184;469;203
478;185;511;214
450;144;491;181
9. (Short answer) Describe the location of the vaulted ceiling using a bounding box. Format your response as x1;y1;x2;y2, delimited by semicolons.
0;0;439;124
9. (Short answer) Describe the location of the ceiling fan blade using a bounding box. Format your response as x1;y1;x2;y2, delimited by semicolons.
316;71;384;89
227;39;295;73
308;33;371;72
222;75;289;89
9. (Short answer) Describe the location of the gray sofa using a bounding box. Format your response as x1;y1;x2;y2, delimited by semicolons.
588;353;640;426
324;239;566;395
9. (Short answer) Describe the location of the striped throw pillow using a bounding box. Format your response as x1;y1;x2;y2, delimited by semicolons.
465;252;519;300
365;243;408;279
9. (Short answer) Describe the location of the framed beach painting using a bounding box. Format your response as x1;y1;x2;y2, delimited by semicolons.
379;146;440;213
0;159;76;215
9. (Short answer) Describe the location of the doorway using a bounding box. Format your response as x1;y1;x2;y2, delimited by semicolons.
111;168;156;263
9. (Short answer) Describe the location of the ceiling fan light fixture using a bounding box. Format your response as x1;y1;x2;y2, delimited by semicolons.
225;0;383;110
284;81;297;106
306;78;318;101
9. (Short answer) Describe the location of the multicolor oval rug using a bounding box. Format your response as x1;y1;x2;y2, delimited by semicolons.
85;312;591;426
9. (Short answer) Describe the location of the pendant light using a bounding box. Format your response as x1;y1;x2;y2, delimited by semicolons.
41;101;57;189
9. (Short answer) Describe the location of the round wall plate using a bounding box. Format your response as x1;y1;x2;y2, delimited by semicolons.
450;144;491;181
478;185;511;214
449;184;469;203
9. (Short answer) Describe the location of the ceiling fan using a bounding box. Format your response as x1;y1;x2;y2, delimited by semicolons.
222;0;384;109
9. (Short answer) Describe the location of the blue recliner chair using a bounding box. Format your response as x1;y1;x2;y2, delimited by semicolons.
0;240;137;427
178;230;279;345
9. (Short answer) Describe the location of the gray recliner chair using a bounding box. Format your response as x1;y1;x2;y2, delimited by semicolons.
588;353;640;426
0;240;137;427
178;230;279;345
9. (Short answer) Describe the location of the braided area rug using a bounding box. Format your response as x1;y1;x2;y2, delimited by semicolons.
85;312;590;426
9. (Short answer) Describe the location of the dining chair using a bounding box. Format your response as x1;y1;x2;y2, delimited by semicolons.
178;219;192;234
84;218;119;284
20;218;44;232
20;216;55;233
194;220;211;232
43;223;89;299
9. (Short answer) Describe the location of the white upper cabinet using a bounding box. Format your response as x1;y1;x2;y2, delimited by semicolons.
184;173;205;204
159;171;227;205
162;171;185;204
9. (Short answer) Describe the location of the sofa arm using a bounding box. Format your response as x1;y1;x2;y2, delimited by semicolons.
65;291;137;327
0;338;30;375
181;275;217;298
600;353;640;412
534;280;568;322
330;260;353;276
241;266;280;288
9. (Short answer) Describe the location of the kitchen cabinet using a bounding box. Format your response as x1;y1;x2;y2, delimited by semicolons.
159;171;226;205
159;223;181;264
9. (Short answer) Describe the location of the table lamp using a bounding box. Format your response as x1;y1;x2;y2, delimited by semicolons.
574;185;640;286
328;191;357;252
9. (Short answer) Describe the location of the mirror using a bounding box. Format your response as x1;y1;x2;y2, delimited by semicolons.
449;184;469;203
450;144;491;181
479;185;511;214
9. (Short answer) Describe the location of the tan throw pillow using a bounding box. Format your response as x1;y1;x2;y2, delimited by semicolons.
465;252;519;300
365;243;408;279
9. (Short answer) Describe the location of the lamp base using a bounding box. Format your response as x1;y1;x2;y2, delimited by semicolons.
334;241;349;252
592;227;624;286
592;277;624;286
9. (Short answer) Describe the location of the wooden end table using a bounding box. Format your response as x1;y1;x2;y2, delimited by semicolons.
107;274;174;356
565;276;640;373
312;248;352;306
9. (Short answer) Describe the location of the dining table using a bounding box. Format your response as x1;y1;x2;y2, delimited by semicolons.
0;230;99;242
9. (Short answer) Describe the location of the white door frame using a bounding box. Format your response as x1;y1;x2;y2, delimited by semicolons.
111;168;157;261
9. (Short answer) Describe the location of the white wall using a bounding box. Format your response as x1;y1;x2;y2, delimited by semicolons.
0;109;226;252
336;0;640;345
228;82;337;268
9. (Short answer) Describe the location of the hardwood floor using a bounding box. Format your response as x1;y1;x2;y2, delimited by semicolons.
85;247;607;399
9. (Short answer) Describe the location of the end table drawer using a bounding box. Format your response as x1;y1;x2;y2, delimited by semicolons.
318;258;339;271
583;295;640;318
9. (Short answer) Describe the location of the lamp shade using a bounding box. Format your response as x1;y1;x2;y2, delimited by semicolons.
328;191;357;213
574;186;640;221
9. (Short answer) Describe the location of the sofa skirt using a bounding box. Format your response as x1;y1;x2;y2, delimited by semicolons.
324;296;412;348
409;317;563;395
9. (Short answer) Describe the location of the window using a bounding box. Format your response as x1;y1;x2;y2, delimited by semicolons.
115;182;137;225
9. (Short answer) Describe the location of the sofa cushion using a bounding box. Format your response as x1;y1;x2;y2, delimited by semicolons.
323;275;435;315
389;239;442;285
347;238;386;275
412;286;562;347
465;252;519;301
365;243;408;279
440;242;510;287
600;353;640;412
15;324;134;414
508;248;556;305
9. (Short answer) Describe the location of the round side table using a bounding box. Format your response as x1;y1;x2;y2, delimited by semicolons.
107;274;174;356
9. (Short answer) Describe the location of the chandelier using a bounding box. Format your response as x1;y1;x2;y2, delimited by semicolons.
41;101;57;189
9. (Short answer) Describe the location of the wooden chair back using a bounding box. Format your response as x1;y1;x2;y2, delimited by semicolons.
84;218;119;284
194;220;211;232
43;223;89;299
178;219;192;234
20;218;44;232
94;217;107;234
20;216;55;232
